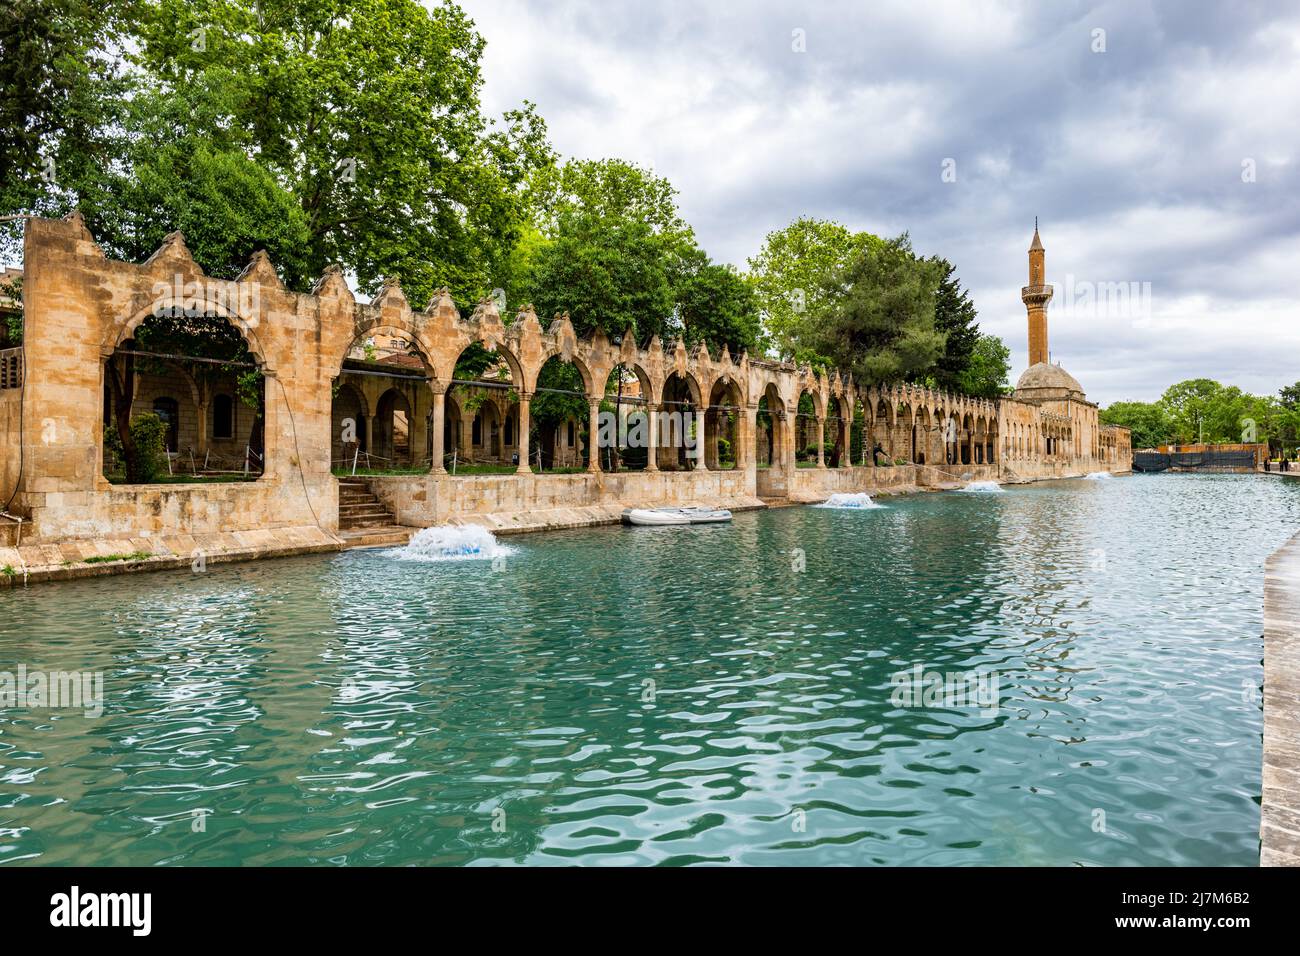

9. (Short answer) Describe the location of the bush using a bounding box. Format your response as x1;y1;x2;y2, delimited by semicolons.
103;424;123;475
129;412;169;482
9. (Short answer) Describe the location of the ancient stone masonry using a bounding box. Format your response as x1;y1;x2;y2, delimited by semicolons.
0;213;1131;553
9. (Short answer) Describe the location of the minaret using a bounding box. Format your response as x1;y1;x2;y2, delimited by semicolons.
1021;219;1053;366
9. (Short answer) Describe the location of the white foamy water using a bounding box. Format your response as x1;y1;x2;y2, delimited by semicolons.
960;480;1004;493
390;524;515;562
816;492;886;509
1085;471;1114;480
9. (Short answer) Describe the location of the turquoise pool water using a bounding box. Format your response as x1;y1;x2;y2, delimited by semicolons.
2;473;1297;865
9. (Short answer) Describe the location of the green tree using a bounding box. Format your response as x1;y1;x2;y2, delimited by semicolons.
1275;381;1300;454
957;333;1011;398
747;217;877;361
931;261;981;392
805;234;946;385
1158;378;1224;443
106;0;550;302
521;158;706;345
676;260;762;355
0;0;132;257
533;158;692;245
1100;400;1172;450
92;95;315;286
526;213;676;342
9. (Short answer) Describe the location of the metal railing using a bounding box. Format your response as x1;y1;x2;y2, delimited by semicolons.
0;510;22;547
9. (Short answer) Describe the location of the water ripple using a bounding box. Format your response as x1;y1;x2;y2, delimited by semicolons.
0;473;1294;865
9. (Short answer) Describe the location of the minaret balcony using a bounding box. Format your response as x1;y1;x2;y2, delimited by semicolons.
1021;284;1054;305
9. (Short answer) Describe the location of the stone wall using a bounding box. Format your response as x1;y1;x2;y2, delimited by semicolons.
36;480;333;542
1262;529;1300;865
366;468;761;533
786;464;918;502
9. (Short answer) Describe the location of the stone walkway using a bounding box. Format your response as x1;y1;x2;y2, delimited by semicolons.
1263;529;1300;865
0;526;340;587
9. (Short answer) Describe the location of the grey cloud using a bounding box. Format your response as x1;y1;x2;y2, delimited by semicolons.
462;0;1300;404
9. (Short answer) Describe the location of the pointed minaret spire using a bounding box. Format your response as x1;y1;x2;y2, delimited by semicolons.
1022;219;1053;366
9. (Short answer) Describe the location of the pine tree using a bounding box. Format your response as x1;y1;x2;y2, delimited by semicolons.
931;261;980;392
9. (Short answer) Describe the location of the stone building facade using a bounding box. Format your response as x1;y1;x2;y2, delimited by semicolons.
0;213;1130;552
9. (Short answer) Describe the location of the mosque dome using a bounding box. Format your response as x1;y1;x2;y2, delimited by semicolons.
1014;361;1085;400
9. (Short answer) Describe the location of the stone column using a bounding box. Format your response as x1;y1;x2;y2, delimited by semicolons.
693;409;707;471
741;404;758;491
816;416;826;468
587;398;601;473
196;397;210;459
737;406;755;470
516;392;532;474
366;414;377;457
781;407;796;475
645;403;659;472
409;389;428;468
459;409;473;458
429;383;447;474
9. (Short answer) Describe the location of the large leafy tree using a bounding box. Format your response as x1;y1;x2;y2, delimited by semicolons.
1159;378;1224;443
521;159;698;344
93;87;315;285
1099;400;1173;450
105;0;549;302
533;158;692;244
0;0;132;257
806;234;946;385
527;213;676;342
676;258;762;355
957;333;1011;398
747;217;877;362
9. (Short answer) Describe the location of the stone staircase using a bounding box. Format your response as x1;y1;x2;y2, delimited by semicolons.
337;478;413;548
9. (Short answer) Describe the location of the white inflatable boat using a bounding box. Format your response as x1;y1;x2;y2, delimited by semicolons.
621;506;733;526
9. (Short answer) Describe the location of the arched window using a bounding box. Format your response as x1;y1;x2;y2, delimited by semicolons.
153;397;180;451
504;415;514;446
213;394;234;440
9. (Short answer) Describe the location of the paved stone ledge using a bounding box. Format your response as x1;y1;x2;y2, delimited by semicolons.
1263;528;1300;865
0;525;341;587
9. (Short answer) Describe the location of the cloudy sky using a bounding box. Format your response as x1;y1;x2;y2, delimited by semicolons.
456;0;1299;406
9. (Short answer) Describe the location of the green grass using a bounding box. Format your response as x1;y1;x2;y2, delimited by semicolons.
448;464;519;475
71;550;154;566
333;467;429;477
106;473;259;485
1;565;15;577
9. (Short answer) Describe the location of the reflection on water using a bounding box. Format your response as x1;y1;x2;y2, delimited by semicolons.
1;474;1295;865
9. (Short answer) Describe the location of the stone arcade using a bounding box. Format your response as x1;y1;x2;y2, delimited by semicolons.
0;214;1130;580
